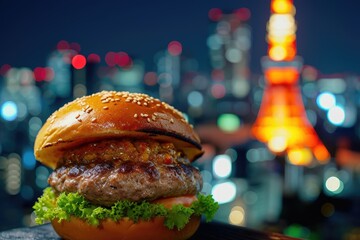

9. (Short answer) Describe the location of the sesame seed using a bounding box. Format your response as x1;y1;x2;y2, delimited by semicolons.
147;118;151;122
134;114;138;118
103;106;109;110
143;102;148;106
156;104;161;107
170;118;174;123
75;114;80;119
152;116;156;121
91;118;97;122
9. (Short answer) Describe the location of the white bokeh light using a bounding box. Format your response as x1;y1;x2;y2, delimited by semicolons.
327;106;345;126
211;181;237;204
213;154;232;178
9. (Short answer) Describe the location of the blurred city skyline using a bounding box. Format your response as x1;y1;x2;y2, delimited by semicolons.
1;1;360;239
1;0;360;74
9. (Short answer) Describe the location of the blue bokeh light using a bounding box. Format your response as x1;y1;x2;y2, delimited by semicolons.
1;101;18;121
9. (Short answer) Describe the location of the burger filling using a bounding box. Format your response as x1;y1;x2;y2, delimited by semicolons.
48;139;203;206
34;139;218;230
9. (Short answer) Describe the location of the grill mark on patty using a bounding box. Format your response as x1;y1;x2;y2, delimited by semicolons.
118;161;159;180
88;163;113;175
68;165;86;177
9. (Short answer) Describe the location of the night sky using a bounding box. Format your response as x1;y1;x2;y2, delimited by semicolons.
1;0;360;75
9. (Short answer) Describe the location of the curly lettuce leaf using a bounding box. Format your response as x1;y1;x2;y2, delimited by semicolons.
191;194;219;222
33;187;219;230
164;204;194;230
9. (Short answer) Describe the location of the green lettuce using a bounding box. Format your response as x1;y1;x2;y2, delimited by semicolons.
33;188;218;230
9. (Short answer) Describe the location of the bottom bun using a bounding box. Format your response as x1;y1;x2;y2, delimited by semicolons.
51;216;201;240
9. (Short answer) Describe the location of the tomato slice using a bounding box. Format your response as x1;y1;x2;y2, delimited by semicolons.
152;195;197;209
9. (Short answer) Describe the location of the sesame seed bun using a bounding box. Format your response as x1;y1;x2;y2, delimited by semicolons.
51;216;201;240
34;91;203;169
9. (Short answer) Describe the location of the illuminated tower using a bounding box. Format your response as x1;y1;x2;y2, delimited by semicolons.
252;0;330;165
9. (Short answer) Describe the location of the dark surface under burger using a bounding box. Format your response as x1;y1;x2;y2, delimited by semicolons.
49;139;202;206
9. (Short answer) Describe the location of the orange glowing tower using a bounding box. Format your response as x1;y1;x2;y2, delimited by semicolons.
252;0;330;165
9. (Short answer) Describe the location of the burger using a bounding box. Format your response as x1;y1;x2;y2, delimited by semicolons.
33;91;218;240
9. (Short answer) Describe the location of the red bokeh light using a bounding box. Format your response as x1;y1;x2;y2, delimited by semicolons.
0;64;11;76
33;67;54;82
208;8;223;21
87;53;101;63
57;40;69;50
144;72;158;86
116;52;131;67
106;52;132;67
211;83;226;99
168;41;182;56
34;67;47;81
105;52;116;67
234;8;251;21
72;54;87;69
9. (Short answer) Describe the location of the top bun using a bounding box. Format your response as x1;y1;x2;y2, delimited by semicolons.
34;91;203;169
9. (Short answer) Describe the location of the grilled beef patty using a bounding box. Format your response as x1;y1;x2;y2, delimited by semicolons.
48;139;202;206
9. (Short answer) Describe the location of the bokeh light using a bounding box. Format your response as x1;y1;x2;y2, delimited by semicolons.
212;181;237;204
234;8;251;21
211;83;226;99
229;206;246;225
168;41;182;56
87;53;101;63
268;136;287;153
325;176;344;194
316;92;336;110
144;72;158;86
0;64;11;75
187;91;204;107
105;51;116;67
327;105;345;126
213;154;232;178
208;8;223;21
56;40;70;50
116;52;131;67
1;101;18;121
22;149;36;170
217;114;241;132
72;54;87;69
